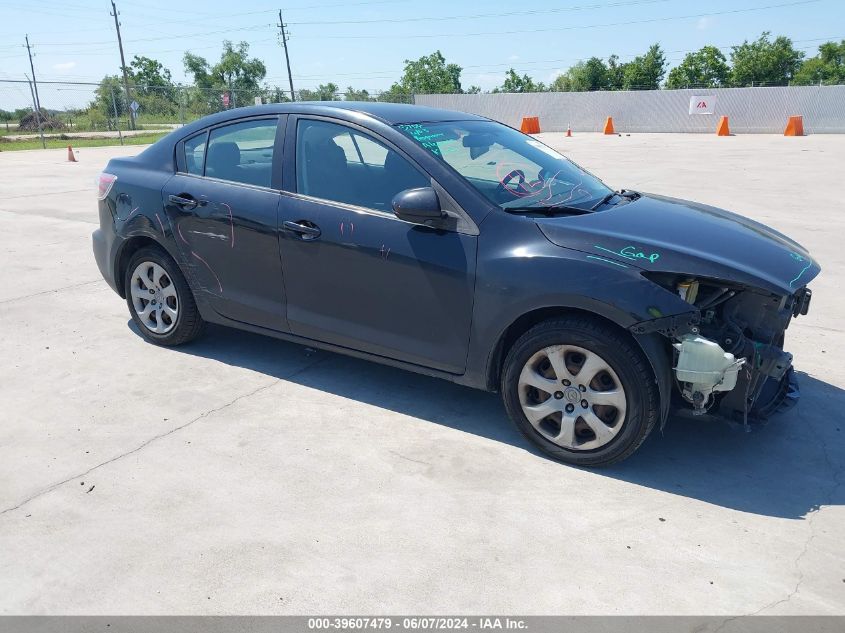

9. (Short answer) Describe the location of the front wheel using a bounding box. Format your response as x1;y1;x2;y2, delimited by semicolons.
125;246;205;346
501;316;659;467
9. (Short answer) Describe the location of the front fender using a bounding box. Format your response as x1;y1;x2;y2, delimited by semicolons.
462;214;694;391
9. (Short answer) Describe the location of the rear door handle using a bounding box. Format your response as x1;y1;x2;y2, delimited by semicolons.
283;220;321;240
168;194;198;210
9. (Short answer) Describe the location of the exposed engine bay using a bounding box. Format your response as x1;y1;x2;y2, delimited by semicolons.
644;274;812;424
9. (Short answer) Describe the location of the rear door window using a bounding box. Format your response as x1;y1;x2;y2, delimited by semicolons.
205;119;278;188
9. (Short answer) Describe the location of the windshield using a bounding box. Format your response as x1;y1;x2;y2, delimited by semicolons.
396;120;611;211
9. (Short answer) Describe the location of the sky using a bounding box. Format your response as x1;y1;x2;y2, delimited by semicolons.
0;0;842;109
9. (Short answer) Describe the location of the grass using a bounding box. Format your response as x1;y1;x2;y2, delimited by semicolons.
0;111;181;136
0;132;169;151
0;123;173;137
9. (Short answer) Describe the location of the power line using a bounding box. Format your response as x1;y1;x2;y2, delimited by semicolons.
283;0;410;9
25;23;272;49
280;35;842;82
292;0;821;39
287;0;673;25
4;0;667;46
2;3;97;21
0;0;655;40
6;0;812;51
0;0;668;47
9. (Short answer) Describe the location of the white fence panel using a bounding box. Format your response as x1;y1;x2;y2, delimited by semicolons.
415;86;845;134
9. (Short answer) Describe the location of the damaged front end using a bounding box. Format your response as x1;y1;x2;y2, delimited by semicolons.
636;274;813;425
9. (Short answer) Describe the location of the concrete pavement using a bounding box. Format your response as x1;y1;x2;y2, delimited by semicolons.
0;135;843;615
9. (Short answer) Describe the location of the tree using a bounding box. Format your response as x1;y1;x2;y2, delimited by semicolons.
622;44;666;89
92;75;126;117
552;57;609;92
183;40;267;110
128;55;176;116
549;74;571;92
344;86;372;101
385;50;463;96
665;46;731;89
493;68;546;93
299;83;340;101
793;40;845;85
264;86;291;103
0;106;31;121
606;54;627;90
730;32;804;86
88;57;177;123
129;56;173;95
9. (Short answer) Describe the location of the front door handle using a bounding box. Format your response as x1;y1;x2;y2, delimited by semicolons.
168;194;198;210
283;220;321;240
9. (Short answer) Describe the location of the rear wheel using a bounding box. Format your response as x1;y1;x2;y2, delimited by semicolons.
125;246;205;346
501;316;659;467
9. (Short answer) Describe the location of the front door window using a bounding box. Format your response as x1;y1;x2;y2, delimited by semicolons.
295;119;429;212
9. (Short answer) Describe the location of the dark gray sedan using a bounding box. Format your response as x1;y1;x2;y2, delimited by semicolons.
93;102;818;466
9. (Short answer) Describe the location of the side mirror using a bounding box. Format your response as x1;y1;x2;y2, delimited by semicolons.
391;187;445;226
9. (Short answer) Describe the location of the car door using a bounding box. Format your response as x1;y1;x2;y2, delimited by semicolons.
162;116;288;331
278;115;478;374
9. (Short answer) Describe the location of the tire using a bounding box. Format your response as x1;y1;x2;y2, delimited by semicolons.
501;316;659;467
124;246;205;346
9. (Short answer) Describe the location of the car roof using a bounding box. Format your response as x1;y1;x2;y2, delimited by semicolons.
288;101;487;124
186;101;486;130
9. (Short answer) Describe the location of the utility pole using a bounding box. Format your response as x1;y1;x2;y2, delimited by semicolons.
24;35;42;113
23;37;45;149
24;73;46;150
110;0;135;129
278;9;295;101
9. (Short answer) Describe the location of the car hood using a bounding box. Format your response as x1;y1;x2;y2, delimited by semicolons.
535;193;820;295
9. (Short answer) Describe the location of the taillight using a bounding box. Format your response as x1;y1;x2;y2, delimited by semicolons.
97;172;117;200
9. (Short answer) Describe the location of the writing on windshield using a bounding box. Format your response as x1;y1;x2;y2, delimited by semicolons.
396;120;611;211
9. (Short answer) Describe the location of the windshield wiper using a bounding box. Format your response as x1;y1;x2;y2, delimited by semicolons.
590;192;617;210
503;204;593;216
589;189;641;211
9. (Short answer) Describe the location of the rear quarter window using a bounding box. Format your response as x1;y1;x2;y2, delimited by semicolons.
184;132;207;176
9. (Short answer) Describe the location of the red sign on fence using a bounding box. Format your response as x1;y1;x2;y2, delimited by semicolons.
689;95;715;115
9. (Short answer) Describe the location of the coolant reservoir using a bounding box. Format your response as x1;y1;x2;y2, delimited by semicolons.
674;335;744;394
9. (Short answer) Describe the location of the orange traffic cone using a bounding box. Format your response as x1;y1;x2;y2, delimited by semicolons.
566;124;572;137
716;116;731;136
67;145;77;162
784;115;804;136
603;117;615;135
520;117;540;134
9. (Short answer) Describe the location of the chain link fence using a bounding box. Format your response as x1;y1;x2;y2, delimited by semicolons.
3;78;845;149
0;79;414;149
